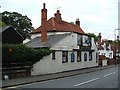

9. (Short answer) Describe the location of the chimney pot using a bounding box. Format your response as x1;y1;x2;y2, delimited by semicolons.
43;3;46;9
97;33;102;44
75;18;80;26
54;10;62;23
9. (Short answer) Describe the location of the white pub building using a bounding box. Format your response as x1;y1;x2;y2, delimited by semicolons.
24;3;99;76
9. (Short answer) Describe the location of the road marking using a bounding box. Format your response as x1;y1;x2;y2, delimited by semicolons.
4;77;71;89
103;72;116;77
4;74;83;89
74;77;100;87
4;70;117;89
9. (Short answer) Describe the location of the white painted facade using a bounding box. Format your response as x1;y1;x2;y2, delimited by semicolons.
118;30;120;40
31;51;98;75
98;43;113;59
51;32;78;50
30;32;98;76
102;60;107;66
98;50;113;59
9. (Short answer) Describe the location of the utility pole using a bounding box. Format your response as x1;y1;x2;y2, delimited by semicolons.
114;29;120;65
117;36;120;64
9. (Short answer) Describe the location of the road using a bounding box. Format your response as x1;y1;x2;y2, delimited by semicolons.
7;66;118;89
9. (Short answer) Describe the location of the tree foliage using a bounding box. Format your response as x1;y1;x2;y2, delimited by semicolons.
87;33;98;41
2;11;34;39
107;40;114;44
0;21;6;27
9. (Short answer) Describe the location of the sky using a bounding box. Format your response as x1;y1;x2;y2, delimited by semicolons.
0;0;119;40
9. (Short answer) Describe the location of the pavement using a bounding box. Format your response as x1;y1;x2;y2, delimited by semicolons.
2;65;116;88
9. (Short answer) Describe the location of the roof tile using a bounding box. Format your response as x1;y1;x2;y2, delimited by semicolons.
32;17;85;34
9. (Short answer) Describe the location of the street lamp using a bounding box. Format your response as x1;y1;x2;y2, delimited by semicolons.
117;36;120;64
114;29;120;65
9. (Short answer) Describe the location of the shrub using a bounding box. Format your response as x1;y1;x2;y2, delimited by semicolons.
2;44;51;64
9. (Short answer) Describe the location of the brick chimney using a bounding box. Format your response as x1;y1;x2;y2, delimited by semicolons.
97;33;101;45
75;18;80;26
41;3;47;25
41;3;47;43
54;10;62;23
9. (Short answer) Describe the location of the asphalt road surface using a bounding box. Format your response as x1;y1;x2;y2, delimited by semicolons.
8;66;118;89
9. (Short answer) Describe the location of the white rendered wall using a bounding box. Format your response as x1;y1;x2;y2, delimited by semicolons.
31;51;98;76
118;30;120;40
31;33;98;76
51;32;78;51
102;60;107;66
99;50;113;59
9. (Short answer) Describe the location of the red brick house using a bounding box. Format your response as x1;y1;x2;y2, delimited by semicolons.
96;33;114;65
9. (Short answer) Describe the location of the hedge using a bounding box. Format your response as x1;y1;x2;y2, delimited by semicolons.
2;44;52;64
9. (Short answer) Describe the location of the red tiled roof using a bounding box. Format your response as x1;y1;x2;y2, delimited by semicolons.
32;17;85;34
98;45;104;50
98;43;104;50
99;55;107;60
98;42;111;50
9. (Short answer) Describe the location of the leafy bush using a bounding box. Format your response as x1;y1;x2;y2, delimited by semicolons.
33;48;52;64
2;44;52;64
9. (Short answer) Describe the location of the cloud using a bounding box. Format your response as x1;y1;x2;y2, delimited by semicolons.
4;0;21;4
3;0;35;4
28;15;40;28
1;0;118;40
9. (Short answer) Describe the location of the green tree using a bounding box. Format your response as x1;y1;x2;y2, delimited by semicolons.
1;11;34;39
107;40;113;44
0;21;6;27
87;33;97;41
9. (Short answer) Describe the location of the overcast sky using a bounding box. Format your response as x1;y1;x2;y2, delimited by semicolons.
1;0;118;40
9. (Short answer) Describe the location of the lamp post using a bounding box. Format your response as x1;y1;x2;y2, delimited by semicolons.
117;36;120;64
114;29;120;65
